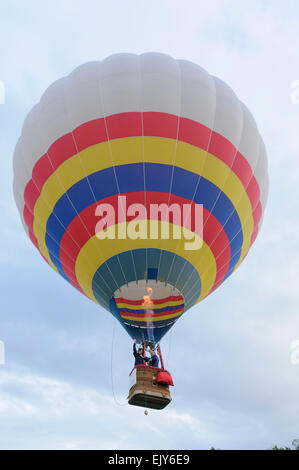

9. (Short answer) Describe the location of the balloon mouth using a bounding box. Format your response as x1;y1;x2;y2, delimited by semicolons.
113;279;185;340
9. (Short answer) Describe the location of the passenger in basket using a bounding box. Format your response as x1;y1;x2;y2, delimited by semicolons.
133;339;148;366
147;348;159;368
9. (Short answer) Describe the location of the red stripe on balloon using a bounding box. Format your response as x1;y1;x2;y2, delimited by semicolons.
209;132;236;168
115;295;184;306
231;152;253;188
32;154;54;191
143;112;178;139
48;133;77;170
24;179;39;213
250;201;263;244
251;229;259;244
178;116;211;149
73;118;107;151
107;112;143;138
29;229;38;249
252;201;262;238
23;205;34;230
246;177;260;209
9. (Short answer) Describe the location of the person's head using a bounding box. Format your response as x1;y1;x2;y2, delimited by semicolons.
138;347;143;355
150;349;155;356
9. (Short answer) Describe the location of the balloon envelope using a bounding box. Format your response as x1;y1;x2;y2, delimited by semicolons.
13;53;268;343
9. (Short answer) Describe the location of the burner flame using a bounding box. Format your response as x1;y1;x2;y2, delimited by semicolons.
142;286;154;341
143;287;153;307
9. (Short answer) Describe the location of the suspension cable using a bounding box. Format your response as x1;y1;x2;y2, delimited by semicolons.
110;318;127;407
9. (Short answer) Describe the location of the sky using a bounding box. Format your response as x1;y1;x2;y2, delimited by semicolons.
1;0;299;450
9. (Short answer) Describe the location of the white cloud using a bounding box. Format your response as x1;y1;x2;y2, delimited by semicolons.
0;368;211;449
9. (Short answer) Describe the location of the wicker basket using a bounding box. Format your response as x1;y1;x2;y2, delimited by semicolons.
128;366;172;410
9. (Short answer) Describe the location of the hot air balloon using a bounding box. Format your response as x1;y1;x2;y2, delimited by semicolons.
13;53;269;410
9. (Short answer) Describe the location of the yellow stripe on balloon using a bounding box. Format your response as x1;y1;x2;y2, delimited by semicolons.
29;197;60;272
75;221;216;304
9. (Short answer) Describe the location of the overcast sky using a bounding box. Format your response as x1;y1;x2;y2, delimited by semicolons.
1;0;299;450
